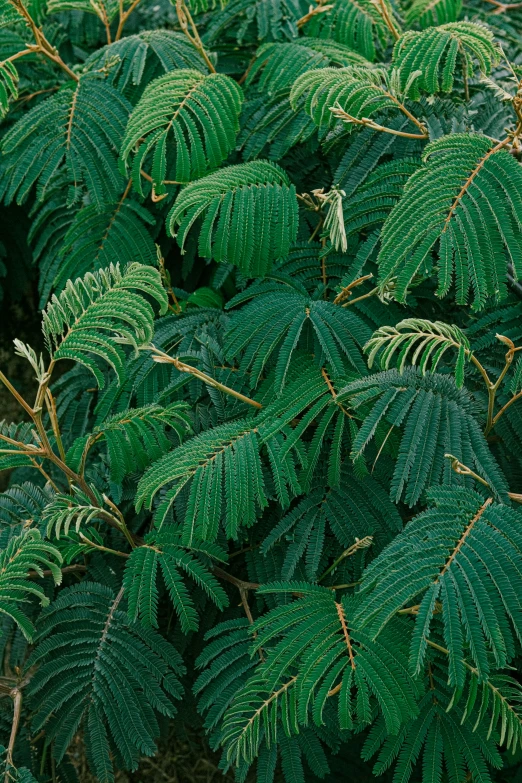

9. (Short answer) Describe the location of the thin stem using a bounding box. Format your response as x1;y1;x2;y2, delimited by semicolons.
212;565;260;591
330;105;428;139
343;287;380;308
373;0;400;39
319;537;373;582
333;274;373;305
79;534;130;559
147;345;263;409
484;335;517;435
0;371;35;418
175;0;216;73
115;0;143;40
5;688;22;783
296;0;333;27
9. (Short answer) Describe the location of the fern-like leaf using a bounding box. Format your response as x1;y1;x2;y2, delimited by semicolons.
42;263;167;387
120;70;243;195
377;134;522;309
167;161;298;276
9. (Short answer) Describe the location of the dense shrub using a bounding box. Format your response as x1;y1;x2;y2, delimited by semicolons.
1;0;522;780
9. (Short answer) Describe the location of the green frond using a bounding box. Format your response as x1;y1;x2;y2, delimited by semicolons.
365;318;471;387
220;589;420;765
363;673;502;783
41;262;167;387
224;285;370;390
261;467;401;580
338;367;508;505
77;402;192;482
120;70;243;195
302;0;394;61
238;88;317;161
85;30;208;91
405;0;462;29
450;670;522;754
28;582;185;781
135;417;302;538
378;133;522;309
0;482;53;541
342;157;420;238
290;66;407;130
123;528;228;632
393;22;500;99
167;161;298;276
42;485;113;540
0;57;18;117
40;198;157;300
0;529;61;640
355;487;522;685
1;74;131;209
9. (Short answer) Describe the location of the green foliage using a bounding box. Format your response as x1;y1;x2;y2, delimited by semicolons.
123;529;228;631
1;74;131;208
1;1;522;782
339;368;508;505
0;529;61;639
377;134;522;309
355;487;522;683
28;582;185;781
167;161;298;275
42;262;167;386
120;70;243;194
393;22;500;98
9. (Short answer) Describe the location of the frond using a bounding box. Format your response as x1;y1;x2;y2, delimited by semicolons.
40;198;157;300
0;57;17;117
84;30;207;91
224;286;370;390
1;74;131;209
363;673;502;783
238;89;317;161
120;70;243;195
0;529;61;640
393;22;500;99
220;589;420;764
364;318;471;387
405;0;462;29
0;482;53;541
167;161;298;276
302;0;394;61
378;134;522;310
290;67;408;130
78;402;192;482
355;487;522;685
28;582;185;781
135;417;301;538
338;367;508;505
123;529;228;632
260;467;401;580
41;263;167;387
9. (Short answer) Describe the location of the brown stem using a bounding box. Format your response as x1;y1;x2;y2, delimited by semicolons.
148;346;263;409
5;688;22;783
212;565;260;591
175;0;216;73
115;0;143;40
333;274;373;305
330;106;427;138
373;0;400;40
0;371;35;419
296;0;333;27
